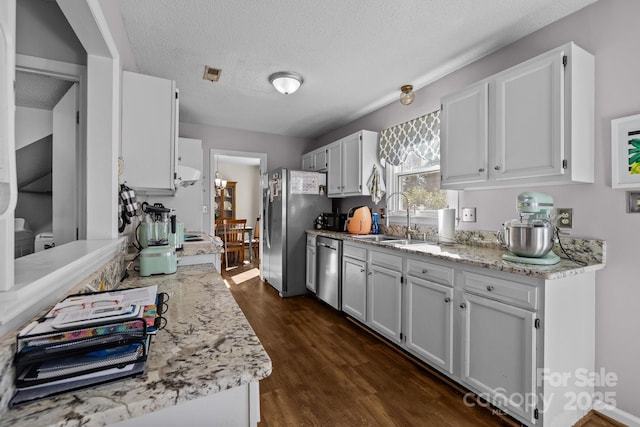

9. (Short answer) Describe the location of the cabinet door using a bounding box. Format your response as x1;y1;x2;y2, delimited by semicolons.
440;82;489;188
341;133;362;195
367;263;402;343
460;292;537;423
342;256;367;322
405;276;453;373
494;50;564;181
301;153;314;171
121;71;177;195
305;244;316;292
313;148;327;171
326;142;342;196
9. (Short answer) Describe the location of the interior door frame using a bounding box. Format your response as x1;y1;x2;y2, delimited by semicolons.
16;54;87;240
209;148;267;270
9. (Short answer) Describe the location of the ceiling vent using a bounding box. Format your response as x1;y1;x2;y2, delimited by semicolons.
203;66;222;82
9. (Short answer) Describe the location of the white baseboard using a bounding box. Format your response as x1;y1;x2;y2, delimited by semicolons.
593;399;640;427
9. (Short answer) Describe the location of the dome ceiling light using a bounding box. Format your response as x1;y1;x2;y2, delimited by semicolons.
400;84;415;105
269;72;303;95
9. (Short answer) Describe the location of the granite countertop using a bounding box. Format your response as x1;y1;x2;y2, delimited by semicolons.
179;232;223;257
307;230;606;280
0;265;272;427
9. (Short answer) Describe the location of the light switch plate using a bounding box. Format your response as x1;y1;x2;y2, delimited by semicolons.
627;191;640;213
461;207;476;222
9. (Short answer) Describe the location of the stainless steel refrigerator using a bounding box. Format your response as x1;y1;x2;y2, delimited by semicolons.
263;168;331;297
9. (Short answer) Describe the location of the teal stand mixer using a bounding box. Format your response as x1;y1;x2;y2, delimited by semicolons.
497;192;561;265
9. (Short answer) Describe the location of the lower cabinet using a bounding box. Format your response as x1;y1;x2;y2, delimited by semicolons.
460;292;537;423
336;238;596;427
405;275;454;373
367;262;402;344
305;234;316;292
342;255;367;322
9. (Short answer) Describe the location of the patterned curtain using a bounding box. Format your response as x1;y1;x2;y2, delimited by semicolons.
378;110;440;167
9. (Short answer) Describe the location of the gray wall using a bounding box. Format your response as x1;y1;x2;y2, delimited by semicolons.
314;0;640;417
179;122;311;234
16;0;85;64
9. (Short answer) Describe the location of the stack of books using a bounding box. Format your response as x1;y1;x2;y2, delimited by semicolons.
9;285;163;407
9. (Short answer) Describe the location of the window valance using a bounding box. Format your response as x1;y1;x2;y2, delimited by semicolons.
378;110;440;167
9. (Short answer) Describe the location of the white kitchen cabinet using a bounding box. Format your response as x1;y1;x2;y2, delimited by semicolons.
342;255;367;322
441;42;594;190
121;71;179;195
301;147;328;171
305;234;317;292
326;130;379;198
460;291;537;423
440;82;489;186
333;235;597;427
404;258;454;373
367;249;403;344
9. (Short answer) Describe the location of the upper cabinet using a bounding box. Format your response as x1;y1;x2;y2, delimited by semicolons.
441;42;594;190
301;147;328;172
326;130;379;198
121;71;179;195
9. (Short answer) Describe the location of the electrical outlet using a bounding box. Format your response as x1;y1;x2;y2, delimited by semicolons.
461;207;476;222
202;205;208;214
557;208;573;228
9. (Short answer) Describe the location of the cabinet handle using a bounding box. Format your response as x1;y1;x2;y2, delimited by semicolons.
422;269;428;274
494;165;501;171
444;297;451;303
360;268;366;273
478;168;485;172
368;271;373;276
459;303;466;309
486;285;494;291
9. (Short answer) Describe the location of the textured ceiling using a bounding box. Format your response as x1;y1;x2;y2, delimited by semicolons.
15;71;74;110
117;0;597;139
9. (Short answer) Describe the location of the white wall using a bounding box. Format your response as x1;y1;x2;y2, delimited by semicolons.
316;0;640;418
15;107;52;150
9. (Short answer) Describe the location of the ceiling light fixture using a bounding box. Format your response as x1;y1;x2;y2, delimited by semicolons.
400;84;415;105
269;72;303;95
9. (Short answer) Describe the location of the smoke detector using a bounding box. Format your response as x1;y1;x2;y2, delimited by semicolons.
203;66;221;82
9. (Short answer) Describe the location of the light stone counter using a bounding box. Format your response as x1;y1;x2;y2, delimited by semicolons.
307;229;606;280
0;264;272;427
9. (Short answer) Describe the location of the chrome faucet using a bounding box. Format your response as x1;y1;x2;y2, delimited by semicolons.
385;192;411;238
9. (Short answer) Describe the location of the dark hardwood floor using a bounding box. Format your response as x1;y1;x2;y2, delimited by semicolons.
222;262;619;427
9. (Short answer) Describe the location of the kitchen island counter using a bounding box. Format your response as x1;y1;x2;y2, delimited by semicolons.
0;264;272;427
307;230;605;280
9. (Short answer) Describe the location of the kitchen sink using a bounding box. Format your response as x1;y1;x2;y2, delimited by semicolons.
349;234;400;242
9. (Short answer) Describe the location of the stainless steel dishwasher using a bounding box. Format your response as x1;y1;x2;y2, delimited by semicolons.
316;236;342;310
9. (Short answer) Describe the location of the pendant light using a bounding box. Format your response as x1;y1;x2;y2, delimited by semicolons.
269;72;303;95
400;84;415;105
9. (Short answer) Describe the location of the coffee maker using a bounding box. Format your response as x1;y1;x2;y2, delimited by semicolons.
138;202;178;276
497;192;560;265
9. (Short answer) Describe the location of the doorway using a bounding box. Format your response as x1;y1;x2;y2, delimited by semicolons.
14;59;85;257
210;149;266;272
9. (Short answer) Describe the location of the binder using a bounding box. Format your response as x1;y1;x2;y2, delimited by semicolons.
16;339;147;387
10;285;166;407
9;360;147;408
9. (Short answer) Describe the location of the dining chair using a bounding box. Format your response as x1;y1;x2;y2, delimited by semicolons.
216;218;247;269
244;217;260;262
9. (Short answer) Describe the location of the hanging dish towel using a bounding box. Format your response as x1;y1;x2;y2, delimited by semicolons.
367;165;386;204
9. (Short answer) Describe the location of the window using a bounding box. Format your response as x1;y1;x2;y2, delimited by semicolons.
380;110;457;225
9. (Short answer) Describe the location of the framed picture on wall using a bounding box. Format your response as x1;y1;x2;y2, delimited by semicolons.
612;113;640;188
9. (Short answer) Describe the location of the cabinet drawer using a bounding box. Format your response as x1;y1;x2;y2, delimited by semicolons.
406;258;453;287
370;249;403;272
463;272;538;310
343;242;367;260
307;234;317;246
